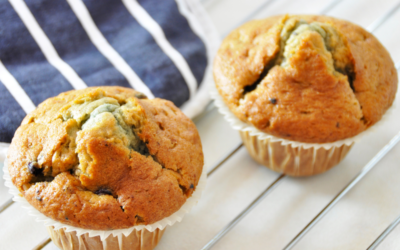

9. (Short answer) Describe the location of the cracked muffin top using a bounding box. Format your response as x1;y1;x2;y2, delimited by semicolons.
214;15;398;143
7;87;204;230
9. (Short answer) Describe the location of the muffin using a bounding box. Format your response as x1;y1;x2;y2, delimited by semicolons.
213;14;397;176
6;87;204;249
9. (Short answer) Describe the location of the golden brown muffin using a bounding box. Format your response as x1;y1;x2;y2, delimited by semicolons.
7;87;204;230
214;14;398;143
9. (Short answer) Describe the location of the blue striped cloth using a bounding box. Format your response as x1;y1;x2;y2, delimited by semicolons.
0;0;215;146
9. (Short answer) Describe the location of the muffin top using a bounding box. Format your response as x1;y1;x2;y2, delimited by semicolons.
7;87;203;230
214;15;398;143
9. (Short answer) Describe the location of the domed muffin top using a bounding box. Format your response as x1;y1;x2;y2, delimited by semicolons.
7;87;203;230
214;15;398;143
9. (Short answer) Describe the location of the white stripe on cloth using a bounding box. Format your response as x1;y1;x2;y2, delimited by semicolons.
122;0;198;98
0;61;36;114
172;0;220;118
66;0;155;99
174;0;206;42
9;0;87;90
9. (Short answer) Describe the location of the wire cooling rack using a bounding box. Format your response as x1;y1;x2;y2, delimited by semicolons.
1;0;400;249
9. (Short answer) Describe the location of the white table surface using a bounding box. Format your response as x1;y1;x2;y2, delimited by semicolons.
1;0;400;249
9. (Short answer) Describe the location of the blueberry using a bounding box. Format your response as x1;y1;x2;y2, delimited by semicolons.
190;184;194;189
134;92;147;99
28;162;42;176
269;98;277;104
95;188;113;196
135;215;144;222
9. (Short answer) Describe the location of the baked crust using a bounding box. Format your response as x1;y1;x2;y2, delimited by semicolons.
214;15;398;143
7;87;203;230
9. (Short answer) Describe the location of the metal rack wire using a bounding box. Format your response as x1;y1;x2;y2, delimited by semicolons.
1;0;400;249
202;73;400;249
368;210;400;249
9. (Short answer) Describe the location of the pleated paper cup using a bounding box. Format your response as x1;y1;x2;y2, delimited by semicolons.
211;85;395;177
239;130;353;176
3;160;206;250
47;226;165;250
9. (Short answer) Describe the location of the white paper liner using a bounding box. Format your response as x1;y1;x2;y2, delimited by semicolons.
210;84;396;149
3;159;207;241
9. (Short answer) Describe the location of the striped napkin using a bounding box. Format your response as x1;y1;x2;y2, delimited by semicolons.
0;0;219;159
